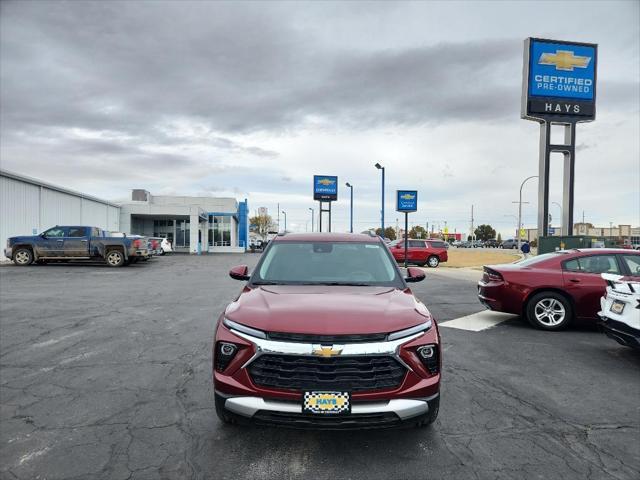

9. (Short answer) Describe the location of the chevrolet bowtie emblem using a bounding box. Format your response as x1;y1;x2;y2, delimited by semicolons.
539;50;591;71
318;178;335;186
313;345;343;357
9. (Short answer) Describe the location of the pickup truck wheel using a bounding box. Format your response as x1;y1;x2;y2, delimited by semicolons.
105;250;125;267
526;291;572;330
426;256;440;268
416;396;439;428
13;248;33;266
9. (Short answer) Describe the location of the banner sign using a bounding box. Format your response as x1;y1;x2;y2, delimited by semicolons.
313;175;338;201
522;38;597;121
396;190;418;212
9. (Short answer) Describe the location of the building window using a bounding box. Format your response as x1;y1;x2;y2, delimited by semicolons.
209;215;232;246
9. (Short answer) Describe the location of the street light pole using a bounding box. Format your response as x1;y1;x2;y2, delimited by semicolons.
345;182;353;233
375;163;385;236
282;210;287;233
517;176;538;250
308;208;314;233
552;201;563;232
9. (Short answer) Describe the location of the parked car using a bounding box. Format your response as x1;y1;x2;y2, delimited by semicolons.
214;232;440;429
4;226;148;267
499;238;519;249
147;237;164;256
598;273;640;350
477;249;640;330
160;238;173;254
472;240;485;248
457;241;471;248
389;239;448;267
484;239;499;248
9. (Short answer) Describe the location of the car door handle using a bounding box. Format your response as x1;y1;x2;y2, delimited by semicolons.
56;239;64;243
80;239;88;242
569;279;580;283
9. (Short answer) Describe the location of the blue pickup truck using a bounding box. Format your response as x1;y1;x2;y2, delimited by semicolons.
4;226;148;267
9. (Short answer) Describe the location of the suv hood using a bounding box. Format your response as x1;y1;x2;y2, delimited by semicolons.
225;285;431;336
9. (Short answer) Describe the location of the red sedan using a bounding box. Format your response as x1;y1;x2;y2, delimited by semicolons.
478;249;640;330
389;239;448;267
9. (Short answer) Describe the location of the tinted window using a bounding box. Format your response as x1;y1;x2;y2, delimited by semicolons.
408;240;424;248
564;255;620;274
67;227;85;238
43;227;64;238
622;255;640;276
429;241;447;248
518;252;568;266
254;242;402;287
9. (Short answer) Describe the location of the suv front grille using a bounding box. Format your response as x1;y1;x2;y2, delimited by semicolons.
247;354;406;392
267;332;388;343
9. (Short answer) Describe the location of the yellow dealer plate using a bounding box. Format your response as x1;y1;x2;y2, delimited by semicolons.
303;391;350;415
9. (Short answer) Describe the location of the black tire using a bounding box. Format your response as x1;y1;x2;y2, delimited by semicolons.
525;291;573;330
416;395;439;428
105;249;125;267
426;255;440;268
215;394;236;425
13;248;33;266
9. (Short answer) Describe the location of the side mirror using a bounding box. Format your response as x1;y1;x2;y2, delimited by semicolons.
229;265;250;281
405;267;425;283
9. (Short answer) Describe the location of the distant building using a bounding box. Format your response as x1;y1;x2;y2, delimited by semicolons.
119;190;248;253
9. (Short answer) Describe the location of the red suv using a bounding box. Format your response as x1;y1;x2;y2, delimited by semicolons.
213;233;441;429
389;239;448;267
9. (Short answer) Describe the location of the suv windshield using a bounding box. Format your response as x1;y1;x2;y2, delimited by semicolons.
251;241;403;287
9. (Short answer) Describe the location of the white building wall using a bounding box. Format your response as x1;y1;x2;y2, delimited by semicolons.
1;171;121;255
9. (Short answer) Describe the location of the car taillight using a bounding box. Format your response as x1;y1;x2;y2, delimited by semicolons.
214;342;238;372
133;239;141;248
484;267;503;282
416;344;439;374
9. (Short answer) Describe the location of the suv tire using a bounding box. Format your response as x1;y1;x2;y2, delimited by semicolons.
416;396;439;428
215;394;236;425
526;291;573;330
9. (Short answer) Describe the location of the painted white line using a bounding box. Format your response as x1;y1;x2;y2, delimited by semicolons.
440;310;517;332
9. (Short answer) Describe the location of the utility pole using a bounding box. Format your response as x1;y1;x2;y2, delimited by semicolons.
277;203;280;233
516;175;538;249
470;205;474;242
308;207;314;233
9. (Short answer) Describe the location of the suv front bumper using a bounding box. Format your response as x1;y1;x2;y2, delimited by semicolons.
216;392;439;429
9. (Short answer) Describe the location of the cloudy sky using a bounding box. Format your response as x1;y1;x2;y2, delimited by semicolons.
1;0;638;236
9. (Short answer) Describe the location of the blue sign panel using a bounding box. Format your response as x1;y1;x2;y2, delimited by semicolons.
396;190;418;213
548;227;555;235
529;40;596;100
313;175;338;201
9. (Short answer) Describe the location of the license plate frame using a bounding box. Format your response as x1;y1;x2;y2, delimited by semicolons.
610;300;625;315
303;391;351;415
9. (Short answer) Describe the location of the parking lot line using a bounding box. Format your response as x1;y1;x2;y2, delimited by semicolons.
439;310;517;332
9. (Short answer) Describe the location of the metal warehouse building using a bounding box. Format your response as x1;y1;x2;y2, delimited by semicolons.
1;169;121;252
1;169;249;257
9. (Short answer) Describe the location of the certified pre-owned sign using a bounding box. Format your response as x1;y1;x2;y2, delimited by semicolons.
522;38;597;121
396;190;418;213
313;175;338;201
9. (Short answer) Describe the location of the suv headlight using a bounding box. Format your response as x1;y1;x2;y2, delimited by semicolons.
214;341;239;372
416;344;439;374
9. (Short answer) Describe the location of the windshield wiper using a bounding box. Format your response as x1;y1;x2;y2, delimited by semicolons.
315;282;373;286
252;281;286;285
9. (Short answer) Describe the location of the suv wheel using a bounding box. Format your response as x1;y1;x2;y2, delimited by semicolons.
13;248;33;266
526;292;572;330
426;256;439;268
215;394;236;425
416;396;439;428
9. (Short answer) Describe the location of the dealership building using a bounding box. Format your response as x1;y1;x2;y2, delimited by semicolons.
0;169;248;255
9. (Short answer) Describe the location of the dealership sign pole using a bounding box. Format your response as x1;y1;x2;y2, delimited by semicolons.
522;38;597;240
396;190;418;268
313;175;338;232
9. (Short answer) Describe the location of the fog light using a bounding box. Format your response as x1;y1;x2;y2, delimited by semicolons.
215;342;238;372
417;345;435;359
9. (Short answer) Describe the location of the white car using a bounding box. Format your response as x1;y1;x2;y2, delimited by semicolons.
598;273;640;350
160;238;173;255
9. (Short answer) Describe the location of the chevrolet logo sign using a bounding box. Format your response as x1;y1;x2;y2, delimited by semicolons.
539;50;591;72
312;345;343;357
318;178;335;186
400;193;415;200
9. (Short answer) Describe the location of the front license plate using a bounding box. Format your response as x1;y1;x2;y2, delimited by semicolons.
303;391;350;415
610;300;625;315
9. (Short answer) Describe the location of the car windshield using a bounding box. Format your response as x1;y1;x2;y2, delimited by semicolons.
251;241;403;287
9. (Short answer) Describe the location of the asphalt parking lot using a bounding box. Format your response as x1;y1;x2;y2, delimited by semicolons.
1;255;639;480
